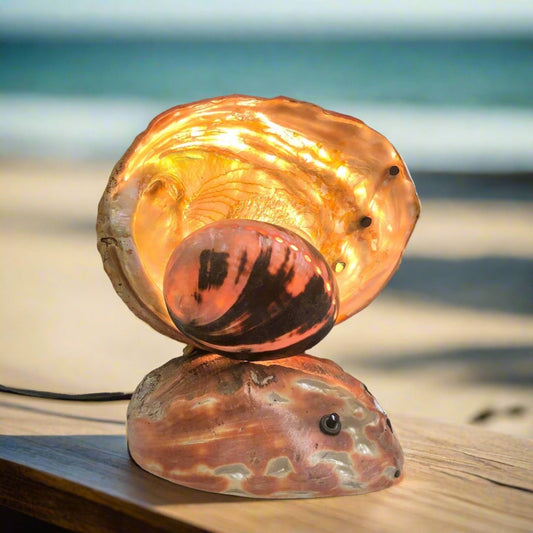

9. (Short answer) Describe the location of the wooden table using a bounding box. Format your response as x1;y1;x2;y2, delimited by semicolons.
1;393;531;533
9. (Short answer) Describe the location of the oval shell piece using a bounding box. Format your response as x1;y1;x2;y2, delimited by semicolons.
97;95;420;341
164;219;339;358
127;351;404;499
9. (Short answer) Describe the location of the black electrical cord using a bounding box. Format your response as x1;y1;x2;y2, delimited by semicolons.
0;384;132;401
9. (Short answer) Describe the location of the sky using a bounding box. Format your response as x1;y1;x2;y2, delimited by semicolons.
1;0;533;38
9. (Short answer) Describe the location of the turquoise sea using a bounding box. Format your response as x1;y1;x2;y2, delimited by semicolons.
1;37;532;170
2;37;532;105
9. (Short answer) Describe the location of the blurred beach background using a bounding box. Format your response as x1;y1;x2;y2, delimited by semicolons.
1;1;532;436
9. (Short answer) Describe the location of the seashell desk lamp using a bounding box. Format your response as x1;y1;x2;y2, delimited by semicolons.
97;95;420;499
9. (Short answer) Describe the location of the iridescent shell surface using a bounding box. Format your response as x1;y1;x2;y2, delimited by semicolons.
127;351;404;499
97;95;420;342
164;219;339;358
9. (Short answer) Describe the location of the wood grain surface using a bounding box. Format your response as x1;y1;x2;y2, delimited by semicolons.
0;394;531;533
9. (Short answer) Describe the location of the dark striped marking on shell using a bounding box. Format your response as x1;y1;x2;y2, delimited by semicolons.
163;219;339;359
198;250;229;290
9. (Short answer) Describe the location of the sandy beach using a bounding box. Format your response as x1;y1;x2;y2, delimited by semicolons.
1;159;532;437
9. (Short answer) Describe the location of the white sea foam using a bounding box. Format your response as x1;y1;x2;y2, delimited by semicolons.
1;94;532;172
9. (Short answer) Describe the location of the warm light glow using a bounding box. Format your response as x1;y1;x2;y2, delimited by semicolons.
99;95;420;340
336;165;348;179
318;147;330;160
334;261;346;273
190;126;205;138
353;183;370;203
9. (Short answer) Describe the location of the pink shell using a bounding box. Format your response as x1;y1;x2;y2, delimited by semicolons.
163;220;339;359
127;351;404;499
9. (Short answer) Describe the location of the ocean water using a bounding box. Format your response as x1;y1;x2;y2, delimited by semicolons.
1;37;532;170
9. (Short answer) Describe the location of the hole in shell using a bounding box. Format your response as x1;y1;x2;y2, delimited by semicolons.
319;413;342;435
360;216;372;228
389;165;400;176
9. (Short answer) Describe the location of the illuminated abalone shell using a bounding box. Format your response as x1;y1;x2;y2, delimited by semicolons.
163;219;338;358
97;95;420;343
127;350;404;498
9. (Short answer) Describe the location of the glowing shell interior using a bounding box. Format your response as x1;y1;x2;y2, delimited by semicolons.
127;351;404;499
97;95;420;342
164;219;339;358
